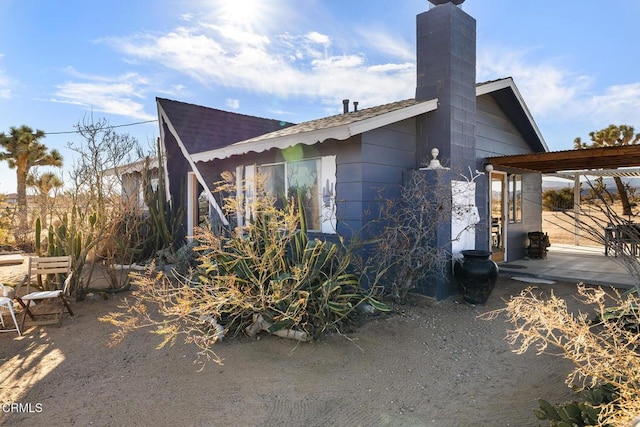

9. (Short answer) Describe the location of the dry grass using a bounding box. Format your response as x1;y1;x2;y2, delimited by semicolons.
542;201;632;247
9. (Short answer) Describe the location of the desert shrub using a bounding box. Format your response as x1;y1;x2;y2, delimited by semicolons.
542;188;575;211
534;383;618;426
101;178;388;365
359;169;481;302
173;240;199;276
482;285;640;426
0;206;16;250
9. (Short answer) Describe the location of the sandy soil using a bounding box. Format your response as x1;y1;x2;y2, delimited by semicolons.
0;259;587;427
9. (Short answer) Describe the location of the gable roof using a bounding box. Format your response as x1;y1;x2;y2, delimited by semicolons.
191;98;439;162
157;97;295;154
477;78;549;153
188;77;545;163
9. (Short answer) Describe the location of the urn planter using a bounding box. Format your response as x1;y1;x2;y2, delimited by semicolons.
453;250;498;305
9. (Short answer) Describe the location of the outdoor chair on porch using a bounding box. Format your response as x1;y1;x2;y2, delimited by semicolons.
605;223;640;257
15;256;74;330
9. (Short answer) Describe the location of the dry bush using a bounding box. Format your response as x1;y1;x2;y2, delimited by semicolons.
483;285;640;426
101;175;388;366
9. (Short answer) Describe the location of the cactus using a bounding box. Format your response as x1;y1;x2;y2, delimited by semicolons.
35;217;42;255
533;383;618;426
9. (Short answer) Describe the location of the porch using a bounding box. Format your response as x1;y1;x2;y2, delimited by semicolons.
498;243;636;289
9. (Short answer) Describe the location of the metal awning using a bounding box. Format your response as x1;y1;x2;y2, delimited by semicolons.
487;145;640;173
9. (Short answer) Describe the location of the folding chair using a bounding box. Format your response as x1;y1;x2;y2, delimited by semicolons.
0;296;20;336
15;256;74;330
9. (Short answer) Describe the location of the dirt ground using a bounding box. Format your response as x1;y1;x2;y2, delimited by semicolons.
0;259;589;427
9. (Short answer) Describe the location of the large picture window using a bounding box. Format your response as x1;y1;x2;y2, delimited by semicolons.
240;155;336;233
508;174;522;223
259;159;321;230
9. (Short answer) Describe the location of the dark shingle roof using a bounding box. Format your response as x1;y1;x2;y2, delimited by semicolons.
233;98;419;146
157;98;295;154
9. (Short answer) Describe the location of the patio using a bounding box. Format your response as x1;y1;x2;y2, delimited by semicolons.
499;243;636;289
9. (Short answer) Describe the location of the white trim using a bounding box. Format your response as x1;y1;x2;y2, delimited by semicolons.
244;164;256;223
158;103;228;226
191;99;439;162
187;172;197;238
476;78;549;153
320;155;337;234
490;171;508;261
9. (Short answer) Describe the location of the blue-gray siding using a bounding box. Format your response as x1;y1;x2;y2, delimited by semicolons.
476;95;543;260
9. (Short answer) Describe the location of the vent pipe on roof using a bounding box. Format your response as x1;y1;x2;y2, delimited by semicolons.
342;99;349;114
353;101;359;112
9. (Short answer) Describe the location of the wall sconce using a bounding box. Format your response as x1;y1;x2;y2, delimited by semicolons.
484;163;494;173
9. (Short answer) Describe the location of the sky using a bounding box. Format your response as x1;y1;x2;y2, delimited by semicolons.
1;0;640;194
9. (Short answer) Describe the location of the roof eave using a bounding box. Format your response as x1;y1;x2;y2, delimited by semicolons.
477;78;549;153
192;98;439;162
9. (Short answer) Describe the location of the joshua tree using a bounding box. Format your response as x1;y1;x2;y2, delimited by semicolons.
26;170;64;229
0;125;63;237
574;124;640;216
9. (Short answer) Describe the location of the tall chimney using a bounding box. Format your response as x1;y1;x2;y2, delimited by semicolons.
416;0;476;172
414;0;485;300
353;101;359;112
342;99;349;114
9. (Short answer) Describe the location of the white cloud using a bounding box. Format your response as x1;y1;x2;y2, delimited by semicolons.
52;72;155;121
587;83;640;125
226;98;240;109
0;54;11;99
477;46;590;120
306;31;331;46
104;17;416;113
477;45;640;130
356;27;414;61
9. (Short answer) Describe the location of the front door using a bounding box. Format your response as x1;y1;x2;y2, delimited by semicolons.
490;172;506;262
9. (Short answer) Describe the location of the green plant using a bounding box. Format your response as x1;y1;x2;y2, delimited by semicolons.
534;383;618;426
101;175;389;365
174;241;199;277
542;188;575;211
482;285;640;426
142;138;182;256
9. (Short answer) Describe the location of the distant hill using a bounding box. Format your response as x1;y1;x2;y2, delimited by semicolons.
542;177;640;195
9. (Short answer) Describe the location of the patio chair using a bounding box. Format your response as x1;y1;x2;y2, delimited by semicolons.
0;296;21;336
15;256;74;330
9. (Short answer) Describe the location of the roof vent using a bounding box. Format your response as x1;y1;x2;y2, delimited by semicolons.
353;101;359;112
342;99;349;114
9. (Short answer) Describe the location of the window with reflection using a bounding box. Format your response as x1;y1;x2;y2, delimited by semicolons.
508;174;522;223
257;159;321;230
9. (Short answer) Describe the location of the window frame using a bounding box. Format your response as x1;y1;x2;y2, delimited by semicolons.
508;174;522;224
239;155;336;234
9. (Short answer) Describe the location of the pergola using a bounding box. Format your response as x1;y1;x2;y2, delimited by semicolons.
487;145;640;245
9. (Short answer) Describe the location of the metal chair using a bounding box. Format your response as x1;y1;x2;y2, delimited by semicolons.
15;256;74;330
0;296;21;336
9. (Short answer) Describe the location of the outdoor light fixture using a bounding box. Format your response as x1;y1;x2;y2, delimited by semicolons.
484;164;494;173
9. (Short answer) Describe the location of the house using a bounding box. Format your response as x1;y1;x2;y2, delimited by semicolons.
155;0;548;299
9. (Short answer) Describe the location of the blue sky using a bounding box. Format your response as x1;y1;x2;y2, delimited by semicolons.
1;0;640;193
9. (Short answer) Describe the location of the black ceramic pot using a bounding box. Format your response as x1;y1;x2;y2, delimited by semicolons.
453;249;499;305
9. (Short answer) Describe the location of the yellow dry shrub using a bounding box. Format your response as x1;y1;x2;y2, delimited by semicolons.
482;284;640;426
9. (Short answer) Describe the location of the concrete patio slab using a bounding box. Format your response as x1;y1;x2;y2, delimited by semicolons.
499;243;635;289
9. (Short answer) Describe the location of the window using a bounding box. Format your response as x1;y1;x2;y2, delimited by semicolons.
508;174;522;223
239;155;336;233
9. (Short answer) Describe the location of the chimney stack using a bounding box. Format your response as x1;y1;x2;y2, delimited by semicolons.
416;0;476;172
353;101;359;112
342;99;349;114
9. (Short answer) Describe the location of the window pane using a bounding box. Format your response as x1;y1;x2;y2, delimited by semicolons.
287;159;320;230
509;175;522;223
258;164;285;211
